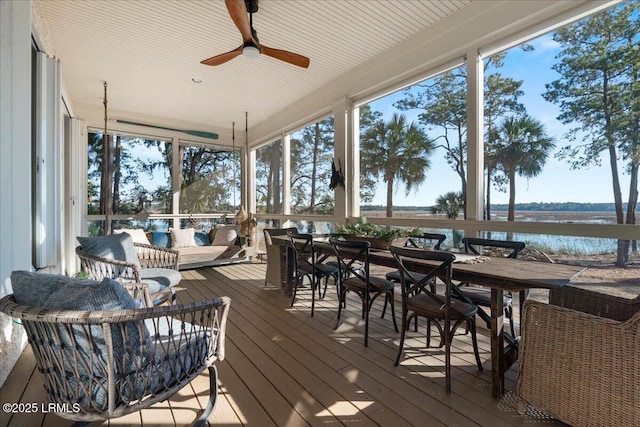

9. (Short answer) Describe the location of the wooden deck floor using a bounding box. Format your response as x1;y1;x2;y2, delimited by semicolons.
1;262;566;427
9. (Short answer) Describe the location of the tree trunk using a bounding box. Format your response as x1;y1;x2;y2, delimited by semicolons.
486;164;492;221
112;135;121;216
507;169;516;222
386;177;394;218
625;160;638;256
267;143;282;214
99;133;112;235
507;168;516;241
310;123;320;214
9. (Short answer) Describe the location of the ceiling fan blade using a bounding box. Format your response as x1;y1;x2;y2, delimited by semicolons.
225;0;254;43
261;45;310;68
201;46;243;66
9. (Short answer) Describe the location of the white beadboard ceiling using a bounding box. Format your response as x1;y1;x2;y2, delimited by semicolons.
34;0;473;143
34;0;600;146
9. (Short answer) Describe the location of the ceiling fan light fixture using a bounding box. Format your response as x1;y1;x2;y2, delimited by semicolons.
242;42;261;59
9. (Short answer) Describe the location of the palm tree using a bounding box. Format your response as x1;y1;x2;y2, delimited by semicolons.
495;115;556;222
431;191;464;247
431;191;464;219
360;113;433;217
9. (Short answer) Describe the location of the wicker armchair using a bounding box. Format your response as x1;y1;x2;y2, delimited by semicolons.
263;227;298;289
0;277;230;426
516;300;640;427
549;283;640;322
76;234;181;305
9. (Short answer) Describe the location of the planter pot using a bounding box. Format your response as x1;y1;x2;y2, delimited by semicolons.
342;236;408;250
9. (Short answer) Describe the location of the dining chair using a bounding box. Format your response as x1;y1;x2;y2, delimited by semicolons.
385;232;447;284
329;237;398;346
383;233;447;324
289;233;339;316
390;246;483;394
452;237;525;337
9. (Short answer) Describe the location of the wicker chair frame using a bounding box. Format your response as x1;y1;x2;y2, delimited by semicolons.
76;242;180;305
0;286;230;427
517;300;640;427
263;228;298;289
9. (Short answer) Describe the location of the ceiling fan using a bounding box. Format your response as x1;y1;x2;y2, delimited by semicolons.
201;0;310;68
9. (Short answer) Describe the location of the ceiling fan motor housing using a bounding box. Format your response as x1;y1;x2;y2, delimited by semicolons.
245;0;258;14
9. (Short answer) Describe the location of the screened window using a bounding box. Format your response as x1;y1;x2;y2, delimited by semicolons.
290;117;335;215
179;143;240;214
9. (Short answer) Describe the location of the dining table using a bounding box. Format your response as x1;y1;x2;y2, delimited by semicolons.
270;235;585;399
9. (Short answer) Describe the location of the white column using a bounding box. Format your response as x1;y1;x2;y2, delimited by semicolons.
172;143;182;228
282;133;291;215
0;0;31;387
332;97;350;225
33;52;62;271
466;49;484;222
246;148;256;214
349;106;360;219
64;117;86;275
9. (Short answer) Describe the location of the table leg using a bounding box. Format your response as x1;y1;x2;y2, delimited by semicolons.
491;288;505;399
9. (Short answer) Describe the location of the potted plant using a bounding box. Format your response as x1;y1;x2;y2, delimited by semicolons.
332;217;421;250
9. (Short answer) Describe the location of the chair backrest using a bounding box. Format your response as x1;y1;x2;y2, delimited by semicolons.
462;237;525;259
390;246;456;307
263;227;298;246
407;232;446;250
328;237;371;284
77;233;141;267
289;233;316;270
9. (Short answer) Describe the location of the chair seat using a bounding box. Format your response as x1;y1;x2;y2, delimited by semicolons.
407;294;478;319
456;286;511;307
343;275;394;292
139;268;182;293
298;261;338;277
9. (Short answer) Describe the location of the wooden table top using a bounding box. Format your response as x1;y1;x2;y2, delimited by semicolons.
273;236;585;292
364;249;585;292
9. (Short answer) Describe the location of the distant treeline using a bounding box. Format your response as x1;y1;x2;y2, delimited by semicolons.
361;202;626;212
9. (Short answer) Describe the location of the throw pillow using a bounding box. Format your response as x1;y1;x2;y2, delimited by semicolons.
77;233;141;268
170;227;196;248
194;231;210;246
10;270;150;381
211;225;239;246
113;228;151;245
11;270;138;310
149;231;171;248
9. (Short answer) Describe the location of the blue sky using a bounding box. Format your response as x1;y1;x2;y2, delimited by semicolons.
365;32;631;207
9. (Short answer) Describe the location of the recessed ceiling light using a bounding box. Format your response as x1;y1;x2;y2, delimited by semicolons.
191;77;203;84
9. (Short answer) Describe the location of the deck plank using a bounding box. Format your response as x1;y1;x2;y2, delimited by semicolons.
0;262;566;426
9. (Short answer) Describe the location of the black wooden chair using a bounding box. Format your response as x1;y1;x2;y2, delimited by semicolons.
289;233;338;316
451;237;526;337
390;246;483;394
385;232;447;284
329;237;398;346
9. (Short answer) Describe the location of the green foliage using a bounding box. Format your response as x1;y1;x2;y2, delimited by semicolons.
495;114;555;221
360;113;433;217
333;217;421;240
431;192;464;219
541;0;638;264
290;117;335;215
74;271;91;279
180;146;238;213
255;139;283;214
